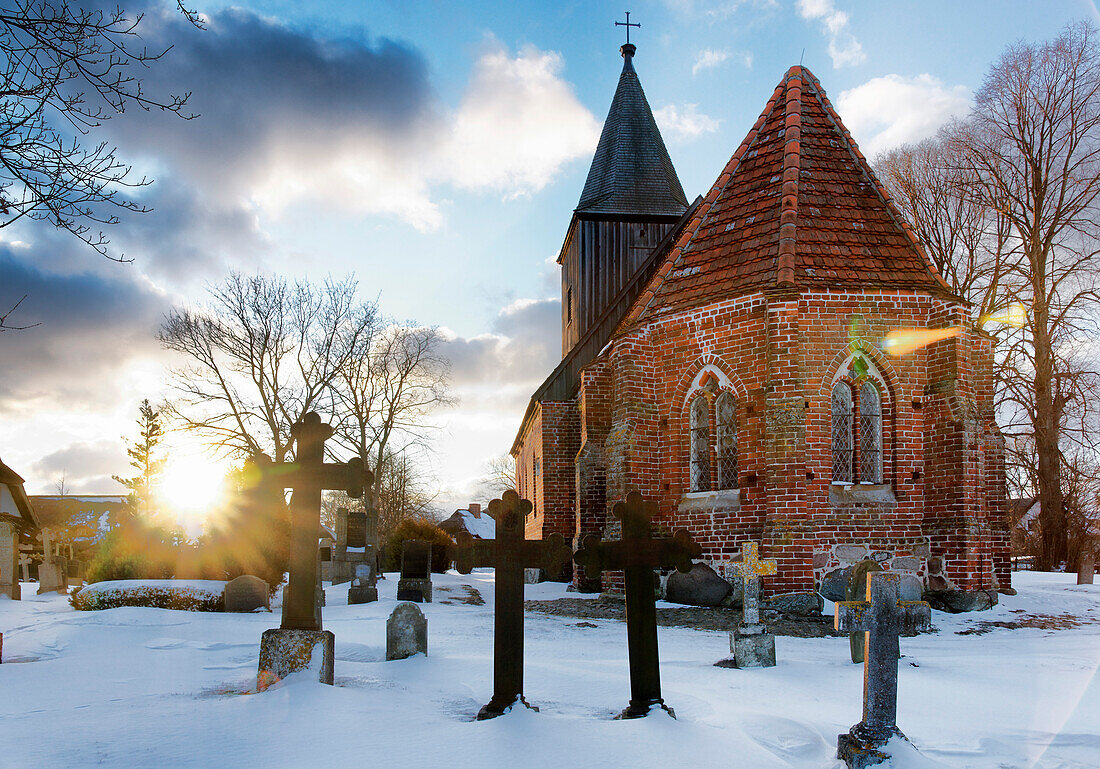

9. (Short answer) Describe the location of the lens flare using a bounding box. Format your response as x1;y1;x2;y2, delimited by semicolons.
883;326;962;356
159;455;227;517
980;302;1028;327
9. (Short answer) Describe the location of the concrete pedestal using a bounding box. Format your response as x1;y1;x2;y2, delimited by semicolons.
396;578;432;602
837;724;905;769
348;584;378;604
728;623;776;668
257;628;334;688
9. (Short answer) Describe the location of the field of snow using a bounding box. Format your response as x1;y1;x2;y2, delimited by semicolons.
1;570;1097;769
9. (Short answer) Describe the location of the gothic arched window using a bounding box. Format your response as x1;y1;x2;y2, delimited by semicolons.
715;392;738;490
831;382;854;483
690;395;711;492
859;382;882;483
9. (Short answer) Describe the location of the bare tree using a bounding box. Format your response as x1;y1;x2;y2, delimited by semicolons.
475;454;516;500
159;273;377;463
877;133;1017;319
0;1;201;259
952;21;1100;570
329;323;453;506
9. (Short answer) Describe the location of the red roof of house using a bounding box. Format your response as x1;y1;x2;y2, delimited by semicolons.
622;66;953;327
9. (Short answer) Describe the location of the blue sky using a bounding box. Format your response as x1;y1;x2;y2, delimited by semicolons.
1;0;1097;517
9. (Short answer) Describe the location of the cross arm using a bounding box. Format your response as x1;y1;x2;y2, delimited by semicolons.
453;531;496;574
835;600;871;634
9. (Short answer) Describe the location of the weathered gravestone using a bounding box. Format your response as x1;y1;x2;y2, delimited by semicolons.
721;542;777;668
0;521;19;599
574;491;701;718
36;528;67;595
835;571;932;769
1078;553;1095;585
397;540;432;602
18;553;32;585
848;559;883;664
453;490;573;719
348;561;378;604
331;505;379;585
386;602;427;660
256;412;372;689
224;575;270;612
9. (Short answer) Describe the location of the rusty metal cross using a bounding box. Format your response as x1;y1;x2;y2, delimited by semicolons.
259;412;373;632
574;491;700;718
454;490;572;719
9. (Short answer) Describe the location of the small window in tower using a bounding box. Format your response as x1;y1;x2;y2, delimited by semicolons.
690;395;711;492
566;287;573;325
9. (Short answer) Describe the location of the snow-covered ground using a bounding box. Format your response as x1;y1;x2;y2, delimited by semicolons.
1;571;1097;769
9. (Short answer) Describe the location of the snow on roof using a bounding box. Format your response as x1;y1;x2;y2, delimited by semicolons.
458;509;496;539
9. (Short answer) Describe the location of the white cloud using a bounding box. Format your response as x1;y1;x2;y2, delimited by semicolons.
443;45;602;197
653;104;721;141
693;48;730;75
797;0;866;68
837;74;972;159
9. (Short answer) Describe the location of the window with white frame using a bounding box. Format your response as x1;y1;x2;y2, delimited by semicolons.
859;381;882;483
715;392;738;490
689;395;711;492
831;382;854;483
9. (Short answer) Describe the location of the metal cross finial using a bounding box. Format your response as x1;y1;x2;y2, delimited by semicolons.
615;11;640;44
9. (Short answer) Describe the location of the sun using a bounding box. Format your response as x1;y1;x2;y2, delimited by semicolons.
158;454;227;517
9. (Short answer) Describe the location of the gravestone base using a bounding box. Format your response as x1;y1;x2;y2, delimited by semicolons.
477;693;538;720
348;584;378;604
615;697;676;720
726;623;776;668
837;724;906;769
37;562;67;595
257;628;335;688
397;577;432;602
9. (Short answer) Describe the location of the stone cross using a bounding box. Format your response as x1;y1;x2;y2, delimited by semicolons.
834;571;931;767
453;490;573;720
259;412;373;632
19;553;31;583
728;542;777;626
574;491;700;718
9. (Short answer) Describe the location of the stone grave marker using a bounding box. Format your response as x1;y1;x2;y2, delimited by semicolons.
386;602;427;660
848;559;883;663
1078;553;1095;585
835;571;931;768
348;560;378;604
574;491;701;718
224;575;270;612
256;412;372;689
397;540;432;602
18;553;31;584
721;542;777;668
0;521;18;599
453;490;573;719
36;528;67;595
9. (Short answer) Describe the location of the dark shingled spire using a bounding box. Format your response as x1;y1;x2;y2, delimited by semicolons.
576;44;688;217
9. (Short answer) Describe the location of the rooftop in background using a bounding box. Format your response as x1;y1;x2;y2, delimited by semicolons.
439;503;496;540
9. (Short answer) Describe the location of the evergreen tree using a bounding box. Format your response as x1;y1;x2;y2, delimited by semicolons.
112;399;167;522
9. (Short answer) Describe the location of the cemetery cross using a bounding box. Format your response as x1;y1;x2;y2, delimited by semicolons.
574;491;700;719
264;412;373;632
730;541;776;626
453;490;574;720
834;571;931;767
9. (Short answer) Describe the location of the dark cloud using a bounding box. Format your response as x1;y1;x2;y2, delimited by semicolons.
100;4;440;195
0;248;168;413
442;298;560;387
32;440;126;486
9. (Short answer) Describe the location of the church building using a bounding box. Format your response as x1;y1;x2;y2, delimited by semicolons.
512;42;1010;604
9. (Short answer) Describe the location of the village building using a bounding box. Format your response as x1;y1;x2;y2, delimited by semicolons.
512;43;1010;603
438;503;497;540
1;457;41;598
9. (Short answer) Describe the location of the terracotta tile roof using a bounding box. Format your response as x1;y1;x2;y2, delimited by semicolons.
622;66;953;327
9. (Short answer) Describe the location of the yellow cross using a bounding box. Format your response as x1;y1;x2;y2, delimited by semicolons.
728;542;777;580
